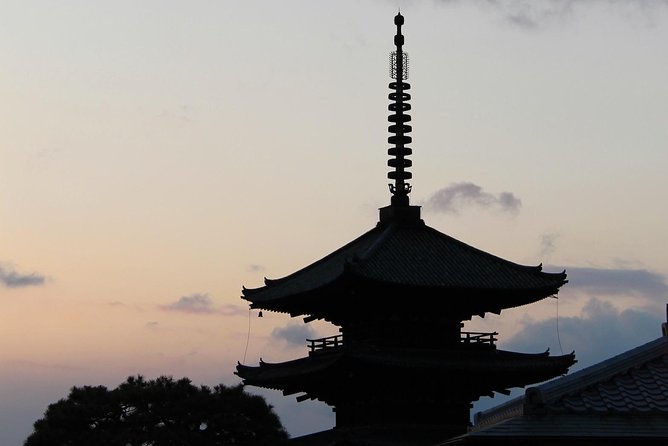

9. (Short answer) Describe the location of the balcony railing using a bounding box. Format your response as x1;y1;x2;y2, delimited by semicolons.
461;331;498;346
306;331;498;353
307;334;343;353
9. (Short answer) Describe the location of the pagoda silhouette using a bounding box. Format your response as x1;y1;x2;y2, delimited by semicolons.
236;13;576;445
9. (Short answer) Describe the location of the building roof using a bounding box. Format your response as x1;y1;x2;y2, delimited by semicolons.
449;414;668;442
242;212;567;319
236;347;575;403
443;333;668;444
526;336;668;414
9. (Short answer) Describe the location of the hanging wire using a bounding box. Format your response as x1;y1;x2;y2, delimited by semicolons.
555;295;564;355
242;308;251;364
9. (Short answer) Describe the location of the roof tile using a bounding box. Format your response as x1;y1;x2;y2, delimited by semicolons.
453;335;668;443
243;221;567;316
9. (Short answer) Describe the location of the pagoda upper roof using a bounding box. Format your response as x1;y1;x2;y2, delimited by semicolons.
242;206;566;317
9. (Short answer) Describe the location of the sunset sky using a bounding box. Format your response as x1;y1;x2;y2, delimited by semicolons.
2;1;668;444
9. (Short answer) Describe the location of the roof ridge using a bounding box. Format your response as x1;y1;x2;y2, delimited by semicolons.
350;223;398;264
242;225;382;292
422;225;557;275
528;336;668;407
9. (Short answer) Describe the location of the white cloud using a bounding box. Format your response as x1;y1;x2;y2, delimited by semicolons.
554;266;668;299
272;323;316;348
504;298;663;368
161;293;247;316
0;264;46;288
424;182;521;215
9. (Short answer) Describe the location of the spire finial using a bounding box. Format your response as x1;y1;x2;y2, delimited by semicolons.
387;12;412;207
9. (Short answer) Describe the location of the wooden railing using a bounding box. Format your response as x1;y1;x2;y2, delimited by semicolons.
306;331;498;353
307;334;343;353
461;331;498;346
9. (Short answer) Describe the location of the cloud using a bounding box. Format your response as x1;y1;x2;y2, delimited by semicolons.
162;293;215;313
219;304;249;317
539;233;559;258
437;0;668;29
247;264;266;273
484;0;575;29
504;298;664;368
0;264;46;288
424;182;521;215
161;293;247;316
156;105;193;126
553;265;668;299
272;323;316;348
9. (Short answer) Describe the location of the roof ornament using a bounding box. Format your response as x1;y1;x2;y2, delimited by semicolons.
388;12;412;207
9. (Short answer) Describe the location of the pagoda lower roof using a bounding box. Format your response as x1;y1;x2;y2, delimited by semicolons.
243;211;566;314
236;347;576;397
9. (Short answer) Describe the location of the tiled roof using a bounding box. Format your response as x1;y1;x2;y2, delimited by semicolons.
445;414;668;442
445;335;668;443
242;219;566;315
236;348;575;399
526;336;668;413
350;225;563;291
558;355;668;413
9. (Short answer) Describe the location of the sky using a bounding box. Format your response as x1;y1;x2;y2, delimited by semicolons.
2;0;668;444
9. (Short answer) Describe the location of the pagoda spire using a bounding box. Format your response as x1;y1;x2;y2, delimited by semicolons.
387;12;412;207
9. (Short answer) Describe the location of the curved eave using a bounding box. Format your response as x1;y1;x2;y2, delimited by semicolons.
241;226;383;302
235;349;576;394
235;354;343;392
346;223;568;295
243;272;566;320
241;221;568;316
354;349;576;379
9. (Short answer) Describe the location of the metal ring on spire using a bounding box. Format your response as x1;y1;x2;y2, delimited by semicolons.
387;13;412;207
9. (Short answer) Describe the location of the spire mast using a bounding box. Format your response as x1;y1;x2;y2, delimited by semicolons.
388;13;412;207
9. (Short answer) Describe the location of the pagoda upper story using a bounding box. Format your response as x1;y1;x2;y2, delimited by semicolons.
242;224;566;325
237;13;575;440
241;13;567;327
